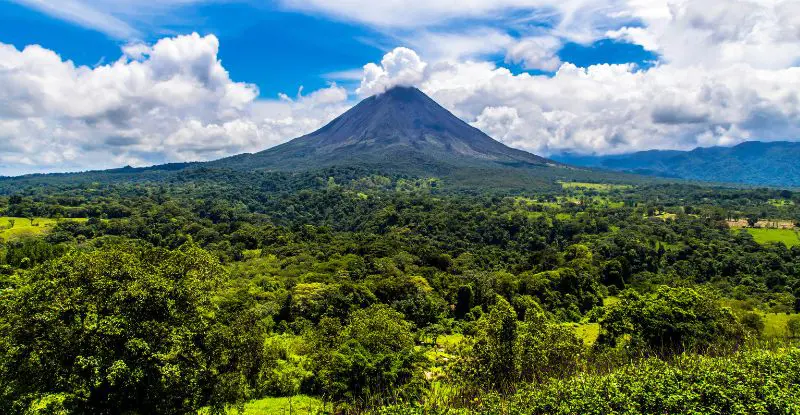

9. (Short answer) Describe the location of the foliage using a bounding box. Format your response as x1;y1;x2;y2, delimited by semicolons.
311;305;427;412
597;286;746;356
507;348;800;415
453;297;584;393
788;316;800;338
2;166;800;412
0;243;268;414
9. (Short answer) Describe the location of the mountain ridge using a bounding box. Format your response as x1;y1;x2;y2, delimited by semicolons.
552;141;800;187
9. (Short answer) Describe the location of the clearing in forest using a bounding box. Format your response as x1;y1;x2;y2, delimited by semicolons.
559;181;632;192
731;228;800;247
0;217;88;241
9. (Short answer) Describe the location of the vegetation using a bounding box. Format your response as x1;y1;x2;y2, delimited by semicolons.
743;228;800;247
1;166;800;413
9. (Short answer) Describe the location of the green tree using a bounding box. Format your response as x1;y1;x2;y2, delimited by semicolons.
313;305;425;411
739;312;765;336
517;303;584;383
0;243;267;414
455;297;519;392
788;316;800;338
597;286;745;356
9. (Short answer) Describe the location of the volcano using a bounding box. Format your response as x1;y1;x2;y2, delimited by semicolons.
217;86;554;173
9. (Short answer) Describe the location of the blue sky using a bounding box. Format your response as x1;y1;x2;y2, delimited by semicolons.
0;1;385;96
0;0;798;174
0;0;655;97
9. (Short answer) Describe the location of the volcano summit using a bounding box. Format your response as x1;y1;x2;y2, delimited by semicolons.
217;86;554;173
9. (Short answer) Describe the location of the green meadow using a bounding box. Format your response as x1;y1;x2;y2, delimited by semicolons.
559;181;632;191
745;228;800;247
0;217;88;241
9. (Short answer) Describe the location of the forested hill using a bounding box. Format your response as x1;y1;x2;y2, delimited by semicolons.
553;141;800;187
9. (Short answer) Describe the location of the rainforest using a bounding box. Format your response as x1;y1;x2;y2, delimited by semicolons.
1;167;799;414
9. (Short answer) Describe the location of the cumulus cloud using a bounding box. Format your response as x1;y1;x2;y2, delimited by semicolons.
4;0;800;174
505;36;563;71
0;33;348;174
354;46;800;156
611;0;800;70
357;47;427;96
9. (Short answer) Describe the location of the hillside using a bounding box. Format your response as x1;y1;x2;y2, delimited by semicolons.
553;141;800;187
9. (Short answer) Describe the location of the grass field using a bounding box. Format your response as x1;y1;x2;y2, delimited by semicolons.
574;323;600;345
650;212;677;221
763;313;799;338
436;333;465;349
768;199;794;207
559;182;632;192
514;197;561;209
744;228;800;247
199;395;323;414
0;217;88;241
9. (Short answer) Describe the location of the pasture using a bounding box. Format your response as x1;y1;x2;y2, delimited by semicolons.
0;217;88;241
744;228;800;247
768;199;794;207
200;396;323;414
559;181;632;192
763;313;800;338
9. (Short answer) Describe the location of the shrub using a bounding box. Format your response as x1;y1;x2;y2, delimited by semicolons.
453;297;584;393
739;312;765;336
597;286;746;356
312;305;426;411
508;349;800;415
788;315;800;338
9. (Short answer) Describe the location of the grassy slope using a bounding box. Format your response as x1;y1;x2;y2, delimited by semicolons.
745;228;800;247
199;396;324;414
763;313;800;338
560;181;632;191
0;217;88;241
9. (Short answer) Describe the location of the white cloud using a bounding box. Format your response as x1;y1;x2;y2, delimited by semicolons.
279;0;554;28
406;29;516;61
613;0;800;70
279;0;638;47
4;0;800;174
354;46;800;156
0;33;349;174
505;36;563;71
357;47;427;96
10;0;140;39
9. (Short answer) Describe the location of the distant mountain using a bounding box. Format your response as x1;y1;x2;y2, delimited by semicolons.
2;86;642;192
552;141;800;187
213;86;554;174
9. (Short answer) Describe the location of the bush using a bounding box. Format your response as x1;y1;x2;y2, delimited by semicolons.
597;286;746;356
508;349;800;415
312;305;426;411
453;297;584;393
739;312;765;336
788;315;800;338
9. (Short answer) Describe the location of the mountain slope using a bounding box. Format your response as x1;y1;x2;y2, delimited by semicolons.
2;86;647;193
214;86;552;173
552;141;800;187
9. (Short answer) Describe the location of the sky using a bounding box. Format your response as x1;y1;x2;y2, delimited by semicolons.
0;0;799;175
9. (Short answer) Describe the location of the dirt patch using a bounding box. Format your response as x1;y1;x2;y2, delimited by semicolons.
727;219;797;229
